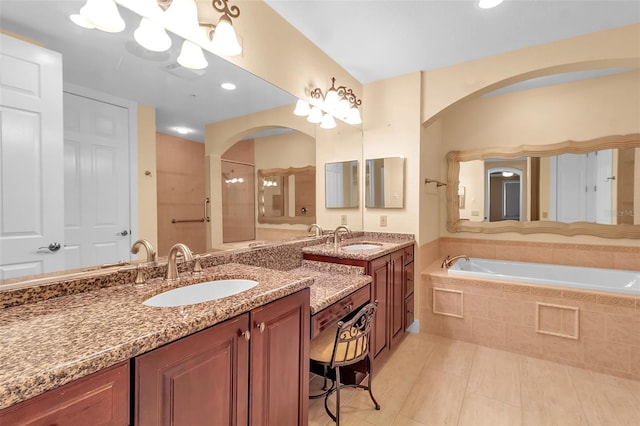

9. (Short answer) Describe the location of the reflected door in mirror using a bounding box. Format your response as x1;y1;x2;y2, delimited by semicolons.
325;161;359;208
365;157;405;209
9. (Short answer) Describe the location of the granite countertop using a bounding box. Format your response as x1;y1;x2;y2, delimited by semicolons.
302;233;415;261
0;263;314;409
289;260;372;314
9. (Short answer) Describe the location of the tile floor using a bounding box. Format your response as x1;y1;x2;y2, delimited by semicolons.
308;333;640;426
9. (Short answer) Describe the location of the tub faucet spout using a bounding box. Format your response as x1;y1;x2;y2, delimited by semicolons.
166;243;194;280
441;254;469;269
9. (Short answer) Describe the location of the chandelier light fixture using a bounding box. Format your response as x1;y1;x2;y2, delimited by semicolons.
294;77;362;129
71;0;242;71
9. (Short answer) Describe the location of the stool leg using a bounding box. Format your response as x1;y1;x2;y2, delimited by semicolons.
322;365;328;390
367;354;380;410
335;366;341;425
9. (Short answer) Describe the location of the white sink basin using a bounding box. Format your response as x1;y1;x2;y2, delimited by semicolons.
143;279;258;308
342;243;382;251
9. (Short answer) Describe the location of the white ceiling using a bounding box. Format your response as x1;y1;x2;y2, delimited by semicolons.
265;0;640;84
1;1;638;142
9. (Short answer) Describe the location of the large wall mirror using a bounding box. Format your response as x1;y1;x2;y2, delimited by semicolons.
0;1;316;283
365;157;405;208
325;160;359;208
447;134;640;238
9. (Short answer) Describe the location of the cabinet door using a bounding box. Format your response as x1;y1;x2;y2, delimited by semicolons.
390;249;405;349
250;289;310;426
370;256;389;357
135;314;250;426
0;362;129;426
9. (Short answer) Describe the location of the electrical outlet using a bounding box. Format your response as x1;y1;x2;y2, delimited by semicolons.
380;215;387;227
341;215;347;225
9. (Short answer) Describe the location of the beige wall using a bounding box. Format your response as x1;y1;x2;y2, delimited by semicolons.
136;104;158;257
156;133;206;255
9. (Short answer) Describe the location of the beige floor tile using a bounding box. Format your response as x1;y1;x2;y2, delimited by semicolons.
422;337;476;378
519;356;583;413
466;346;522;407
569;368;640;425
458;393;522;426
521;398;588;426
391;414;428;426
567;365;640;405
398;366;467;426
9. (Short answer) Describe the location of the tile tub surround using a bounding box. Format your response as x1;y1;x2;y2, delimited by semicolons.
439;237;640;271
0;263;314;409
421;265;640;381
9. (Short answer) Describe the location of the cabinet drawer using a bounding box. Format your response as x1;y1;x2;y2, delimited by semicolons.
404;261;414;296
404;245;414;265
311;284;371;338
405;293;415;328
0;361;129;426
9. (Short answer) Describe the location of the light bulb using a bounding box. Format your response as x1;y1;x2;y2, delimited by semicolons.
293;99;311;116
70;14;95;29
177;40;208;70
134;17;172;52
336;98;351;119
502;171;514;177
320;113;337;129
479;0;504;9
345;107;362;125
307;107;323;124
324;89;340;112
211;15;242;57
79;0;125;33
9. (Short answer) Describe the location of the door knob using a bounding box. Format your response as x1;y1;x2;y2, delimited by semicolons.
116;230;129;236
38;242;61;252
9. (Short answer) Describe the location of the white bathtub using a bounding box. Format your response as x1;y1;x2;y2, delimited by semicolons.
448;258;640;296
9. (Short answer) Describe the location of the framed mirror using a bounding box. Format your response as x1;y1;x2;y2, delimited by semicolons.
258;167;316;224
325;160;359;208
365;157;405;208
447;134;640;238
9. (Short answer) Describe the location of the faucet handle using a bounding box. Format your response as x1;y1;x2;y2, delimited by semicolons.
193;255;203;275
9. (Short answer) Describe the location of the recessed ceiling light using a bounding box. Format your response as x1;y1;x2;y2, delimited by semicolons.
479;0;504;9
173;127;191;135
221;82;236;90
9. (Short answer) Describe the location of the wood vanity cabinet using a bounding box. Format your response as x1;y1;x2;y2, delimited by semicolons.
0;361;129;426
304;244;415;360
135;288;310;426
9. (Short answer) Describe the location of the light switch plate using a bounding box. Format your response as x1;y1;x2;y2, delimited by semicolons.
341;215;347;225
380;215;387;227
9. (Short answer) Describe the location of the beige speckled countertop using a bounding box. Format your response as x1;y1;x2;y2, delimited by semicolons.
0;263;313;409
291;260;372;314
302;233;415;261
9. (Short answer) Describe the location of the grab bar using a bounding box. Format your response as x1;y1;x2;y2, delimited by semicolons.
171;218;205;224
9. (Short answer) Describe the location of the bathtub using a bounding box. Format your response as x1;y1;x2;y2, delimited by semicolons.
448;258;640;296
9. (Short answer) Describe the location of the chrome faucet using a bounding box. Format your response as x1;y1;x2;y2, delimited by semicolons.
307;223;323;237
333;225;351;249
131;239;157;263
441;254;470;269
166;243;194;280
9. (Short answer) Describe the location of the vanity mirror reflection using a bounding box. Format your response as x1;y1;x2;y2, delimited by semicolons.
0;1;352;284
447;134;640;238
325;160;359;208
365;157;405;208
257;166;316;225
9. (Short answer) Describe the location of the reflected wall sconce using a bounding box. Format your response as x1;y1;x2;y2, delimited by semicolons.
293;77;362;129
71;0;242;72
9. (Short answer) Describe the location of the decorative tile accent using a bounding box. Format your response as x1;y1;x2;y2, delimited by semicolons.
536;302;579;340
433;287;464;318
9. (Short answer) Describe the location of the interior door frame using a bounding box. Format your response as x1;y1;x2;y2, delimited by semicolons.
63;83;139;248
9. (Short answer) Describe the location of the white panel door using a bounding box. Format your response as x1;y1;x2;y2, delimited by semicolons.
594;149;613;225
0;34;64;281
555;153;587;223
63;92;131;269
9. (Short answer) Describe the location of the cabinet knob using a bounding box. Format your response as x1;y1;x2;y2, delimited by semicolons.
242;330;250;341
256;322;265;333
